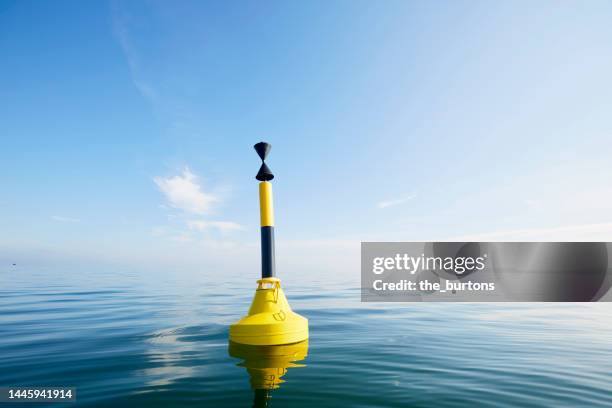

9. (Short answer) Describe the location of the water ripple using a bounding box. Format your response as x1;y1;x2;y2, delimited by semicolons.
1;273;611;407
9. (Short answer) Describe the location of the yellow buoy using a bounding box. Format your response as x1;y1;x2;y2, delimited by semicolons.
229;142;309;346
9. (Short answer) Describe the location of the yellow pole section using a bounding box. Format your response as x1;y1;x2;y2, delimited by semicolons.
259;181;275;227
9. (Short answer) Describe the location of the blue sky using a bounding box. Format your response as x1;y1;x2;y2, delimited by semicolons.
1;1;612;275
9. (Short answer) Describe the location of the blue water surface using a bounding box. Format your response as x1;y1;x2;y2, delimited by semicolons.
1;265;611;407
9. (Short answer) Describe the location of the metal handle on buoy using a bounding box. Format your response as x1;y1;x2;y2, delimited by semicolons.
256;278;281;303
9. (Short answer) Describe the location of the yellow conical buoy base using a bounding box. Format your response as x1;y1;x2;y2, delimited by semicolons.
229;278;308;346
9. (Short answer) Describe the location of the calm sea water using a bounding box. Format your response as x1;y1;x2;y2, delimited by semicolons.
1;265;611;407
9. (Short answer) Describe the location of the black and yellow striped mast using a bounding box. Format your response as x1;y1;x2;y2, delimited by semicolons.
254;142;276;279
229;142;309;346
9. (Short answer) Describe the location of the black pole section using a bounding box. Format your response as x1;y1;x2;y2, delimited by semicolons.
261;226;275;278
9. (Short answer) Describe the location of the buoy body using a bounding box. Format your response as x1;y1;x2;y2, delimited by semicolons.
229;143;308;346
230;278;308;345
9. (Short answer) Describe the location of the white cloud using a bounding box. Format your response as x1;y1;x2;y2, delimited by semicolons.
52;216;80;223
153;168;243;240
111;3;159;103
377;194;416;209
170;233;193;243
523;199;541;208
154;168;217;215
446;222;612;241
151;226;166;237
188;220;244;233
